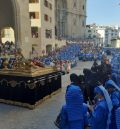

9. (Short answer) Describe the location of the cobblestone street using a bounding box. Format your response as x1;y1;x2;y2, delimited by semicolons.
0;61;93;129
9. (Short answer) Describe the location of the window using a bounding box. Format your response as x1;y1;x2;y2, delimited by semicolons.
44;14;49;21
31;27;38;38
49;3;52;10
83;5;84;10
44;0;48;7
29;0;39;3
45;29;52;38
88;35;91;38
88;30;91;32
82;21;85;27
29;12;39;19
50;17;52;23
73;2;76;8
73;20;76;26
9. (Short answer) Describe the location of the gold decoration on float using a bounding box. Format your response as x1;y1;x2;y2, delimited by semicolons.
40;79;45;86
3;58;9;70
27;83;36;90
9;80;18;88
0;48;56;77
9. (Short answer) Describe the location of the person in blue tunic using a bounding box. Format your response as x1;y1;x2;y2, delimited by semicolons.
116;107;120;129
89;85;113;129
105;79;120;129
111;73;118;85
60;86;89;129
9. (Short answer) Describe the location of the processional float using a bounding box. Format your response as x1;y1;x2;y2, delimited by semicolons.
0;49;62;109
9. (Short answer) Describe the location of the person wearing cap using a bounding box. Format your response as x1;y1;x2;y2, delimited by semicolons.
60;86;89;129
105;80;120;129
89;85;113;129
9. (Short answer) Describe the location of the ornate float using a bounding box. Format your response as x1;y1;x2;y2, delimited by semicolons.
0;50;62;109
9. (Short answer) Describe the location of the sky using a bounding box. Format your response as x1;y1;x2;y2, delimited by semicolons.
87;0;120;26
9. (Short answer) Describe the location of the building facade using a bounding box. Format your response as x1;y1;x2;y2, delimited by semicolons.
0;0;33;58
55;0;86;40
111;38;120;48
85;24;120;47
0;0;87;58
29;0;56;56
104;26;118;46
85;24;103;46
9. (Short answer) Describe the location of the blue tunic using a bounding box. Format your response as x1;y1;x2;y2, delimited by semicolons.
90;99;109;129
111;91;120;107
60;86;88;129
60;104;88;129
109;91;120;129
116;107;120;129
111;73;118;86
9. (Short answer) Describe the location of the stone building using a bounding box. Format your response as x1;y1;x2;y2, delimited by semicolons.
55;0;86;40
85;24;120;47
104;27;118;47
0;0;86;58
0;0;32;58
29;0;56;57
111;38;120;48
85;25;103;46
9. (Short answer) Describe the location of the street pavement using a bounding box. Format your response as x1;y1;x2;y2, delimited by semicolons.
0;61;93;129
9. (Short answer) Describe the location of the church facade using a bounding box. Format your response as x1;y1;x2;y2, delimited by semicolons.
55;0;86;40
